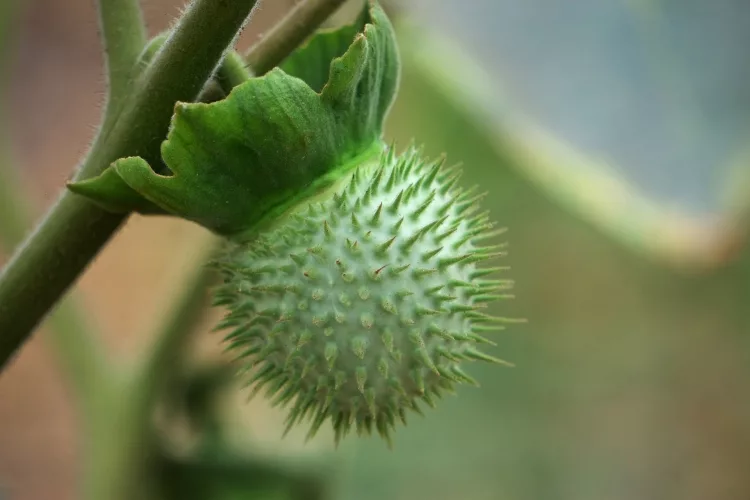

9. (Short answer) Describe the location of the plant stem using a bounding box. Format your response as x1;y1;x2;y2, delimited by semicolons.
0;171;112;410
96;0;147;128
0;0;260;371
0;0;111;416
217;50;254;93
0;198;124;367
245;0;347;76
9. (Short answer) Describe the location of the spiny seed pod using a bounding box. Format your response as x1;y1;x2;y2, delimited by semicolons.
213;147;514;444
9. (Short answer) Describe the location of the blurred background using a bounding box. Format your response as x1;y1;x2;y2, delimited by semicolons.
3;0;750;499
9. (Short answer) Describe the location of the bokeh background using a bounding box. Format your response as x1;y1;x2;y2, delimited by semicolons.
3;0;750;499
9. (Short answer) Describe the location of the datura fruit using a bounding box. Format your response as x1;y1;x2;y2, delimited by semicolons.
214;147;512;444
69;0;517;445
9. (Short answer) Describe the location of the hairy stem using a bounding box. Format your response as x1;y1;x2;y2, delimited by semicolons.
246;0;347;76
96;0;147;129
0;0;259;371
217;50;254;93
0;173;111;408
0;0;111;416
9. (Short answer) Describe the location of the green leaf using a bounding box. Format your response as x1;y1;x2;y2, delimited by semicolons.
69;1;400;238
67;164;167;214
280;8;368;92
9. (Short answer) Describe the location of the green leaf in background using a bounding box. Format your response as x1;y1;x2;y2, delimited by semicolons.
69;0;400;238
326;23;750;500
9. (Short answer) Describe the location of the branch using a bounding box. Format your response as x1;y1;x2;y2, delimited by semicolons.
0;0;260;371
217;49;254;93
0;169;113;406
96;0;147;122
0;0;110;408
245;0;347;76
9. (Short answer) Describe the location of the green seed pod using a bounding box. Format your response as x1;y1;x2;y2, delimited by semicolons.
214;146;513;444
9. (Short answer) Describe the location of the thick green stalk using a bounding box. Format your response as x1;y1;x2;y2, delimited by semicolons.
0;0;110;415
245;0;347;75
97;0;147;129
217;49;254;93
0;174;110;411
0;0;260;371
